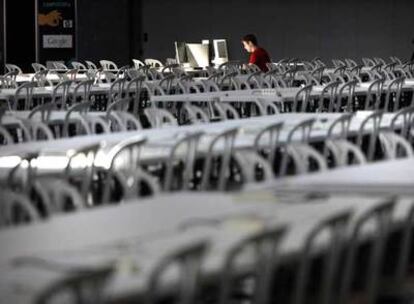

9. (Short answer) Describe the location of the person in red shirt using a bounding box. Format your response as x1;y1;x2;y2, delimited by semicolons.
242;34;271;72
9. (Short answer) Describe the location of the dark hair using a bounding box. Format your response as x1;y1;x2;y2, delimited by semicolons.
242;34;258;46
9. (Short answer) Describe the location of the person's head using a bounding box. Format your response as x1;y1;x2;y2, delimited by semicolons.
242;34;258;53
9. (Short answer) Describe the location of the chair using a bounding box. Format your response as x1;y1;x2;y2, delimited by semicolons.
0;74;17;89
0;125;14;145
71;61;87;70
336;80;358;112
22;119;54;141
106;98;142;132
163;131;204;191
145;58;164;68
254;122;284;169
356;111;383;161
293;210;352;304
32;63;47;72
50;80;73;109
62;101;93;137
100;135;156;204
364;78;385;110
12;82;36;111
107;78;126;107
362;58;376;67
33;265;114;304
183;104;210;124
389;106;414;142
99;59;118;70
51;61;68;70
323;113;366;167
64;143;101;205
126;76;146;116
200;127;239;191
318;81;341;112
145;241;208;304
71;80;94;104
213;102;240;120
34;178;86;215
85;60;98;70
291;84;313;112
5;63;23;74
339;199;396;304
144;108;178;128
0;189;40;228
279;118;327;176
384;77;405;112
219;226;287;304
132;58;145;69
32;70;53;87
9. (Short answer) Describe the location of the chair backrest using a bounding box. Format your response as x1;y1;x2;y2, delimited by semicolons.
293;210;352;304
24;120;54;141
126;76;146;116
144;58;163;68
107;78;126;106
184;104;209;124
337;80;358;112
0;190;40;228
34;265;113;304
379;131;414;160
85;60;98;70
365;78;385;110
0;74;17;89
362;57;376;67
384;77;405;112
213;102;240;120
101;135;147;204
64;142;101;203
164;131;204;191
13;82;36;111
292;84;313;112
0;125;14;145
320;80;341;112
71;61;87;70
145;241;208;304
28;102;56;122
323;113;354;155
339;199;396;304
32;63;47;72
356;110;383;161
390;105;414;140
99;59;118;70
144;107;178;128
286;118;316;144
254;121;284;167
32;70;53;87
5;63;23;74
51;61;68;70
63;101;93;137
219;226;287;304
200;127;239;191
51;79;73;109
132;58;145;69
72;79;94;104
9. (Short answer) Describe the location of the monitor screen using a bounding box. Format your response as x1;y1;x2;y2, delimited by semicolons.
185;43;209;68
213;39;228;60
175;41;188;64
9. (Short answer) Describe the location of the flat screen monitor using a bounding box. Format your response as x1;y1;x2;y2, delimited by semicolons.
213;39;229;65
185;43;209;68
175;41;188;64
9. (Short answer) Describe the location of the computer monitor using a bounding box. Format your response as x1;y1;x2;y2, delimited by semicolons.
185;43;209;68
175;41;188;64
213;39;229;65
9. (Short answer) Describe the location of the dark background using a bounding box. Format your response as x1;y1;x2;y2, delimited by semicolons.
2;0;414;72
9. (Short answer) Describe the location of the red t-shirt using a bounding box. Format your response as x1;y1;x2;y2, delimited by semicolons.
249;47;271;72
